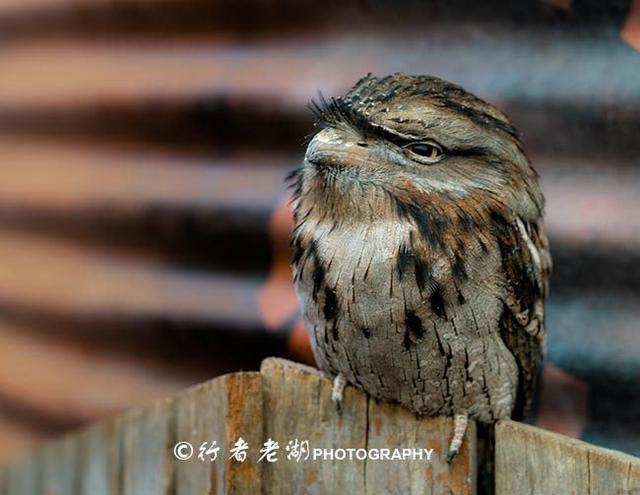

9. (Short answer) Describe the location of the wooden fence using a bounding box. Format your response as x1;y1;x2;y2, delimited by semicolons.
0;358;638;494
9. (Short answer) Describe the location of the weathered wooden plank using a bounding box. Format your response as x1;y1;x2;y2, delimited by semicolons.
2;453;42;495
76;419;123;495
0;372;266;495
260;358;476;495
366;402;476;495
120;399;174;495
174;378;222;495
261;358;368;493
40;434;79;495
3;362;640;494
630;463;640;494
220;373;264;494
174;372;263;495
495;419;640;495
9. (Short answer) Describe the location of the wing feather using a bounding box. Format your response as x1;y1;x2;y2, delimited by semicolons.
497;218;551;420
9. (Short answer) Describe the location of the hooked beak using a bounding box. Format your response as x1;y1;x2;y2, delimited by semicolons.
305;128;370;169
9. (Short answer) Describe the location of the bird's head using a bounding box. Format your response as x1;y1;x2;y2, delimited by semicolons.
296;73;543;227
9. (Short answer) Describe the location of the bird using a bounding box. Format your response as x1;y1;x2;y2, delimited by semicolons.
288;73;551;461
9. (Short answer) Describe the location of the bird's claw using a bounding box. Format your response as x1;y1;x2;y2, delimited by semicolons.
446;414;468;464
335;397;343;416
331;373;346;417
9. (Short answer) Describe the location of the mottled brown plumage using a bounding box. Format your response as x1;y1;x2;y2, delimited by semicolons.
289;73;551;455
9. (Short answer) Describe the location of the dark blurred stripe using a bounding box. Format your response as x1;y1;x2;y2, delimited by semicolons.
550;242;640;294
0;97;311;155
547;292;640;390
3;98;640;161
584;385;640;456
0;306;289;376
0;205;274;274
0;409;47;464
0;0;632;42
0;208;636;295
0;396;83;434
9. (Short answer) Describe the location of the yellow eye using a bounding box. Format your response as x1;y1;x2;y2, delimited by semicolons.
404;141;444;163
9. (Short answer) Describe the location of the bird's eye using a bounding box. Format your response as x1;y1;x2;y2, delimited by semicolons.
404;141;444;163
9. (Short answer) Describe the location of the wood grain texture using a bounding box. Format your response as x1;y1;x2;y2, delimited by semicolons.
40;435;78;495
261;358;369;494
120;399;174;495
38;372;264;495
3;360;639;494
366;402;476;495
0;358;477;494
495;419;640;495
75;419;123;495
174;372;263;495
2;453;41;495
260;358;476;495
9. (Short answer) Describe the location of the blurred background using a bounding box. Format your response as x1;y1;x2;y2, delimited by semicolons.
0;0;638;464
